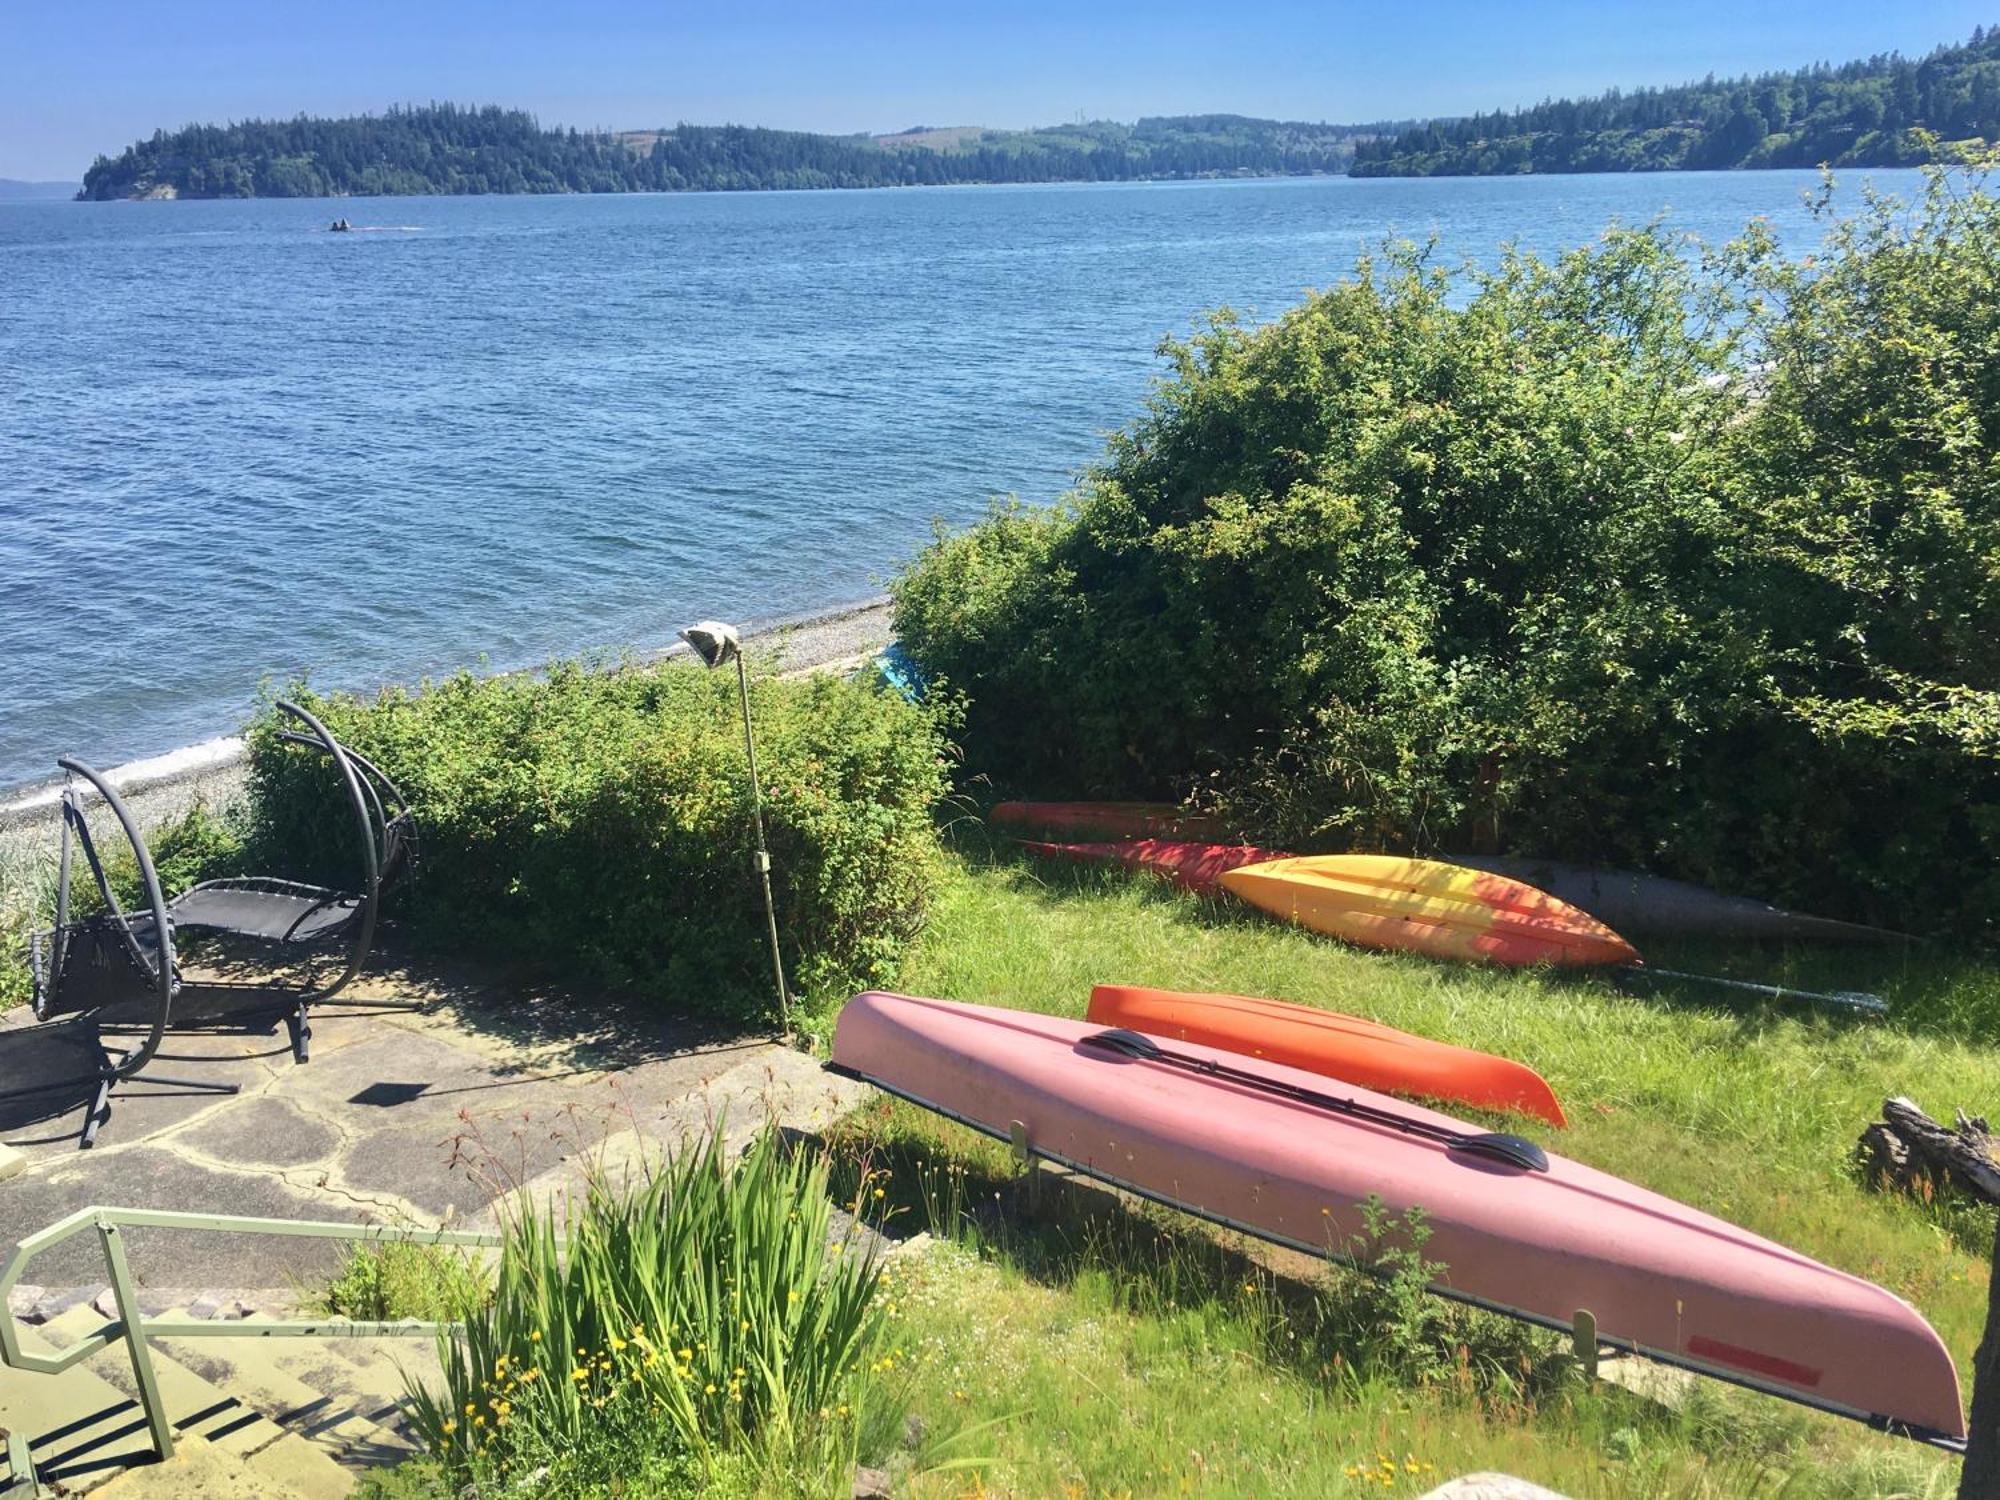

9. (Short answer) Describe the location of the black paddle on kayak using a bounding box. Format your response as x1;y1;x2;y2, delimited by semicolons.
1078;1027;1550;1172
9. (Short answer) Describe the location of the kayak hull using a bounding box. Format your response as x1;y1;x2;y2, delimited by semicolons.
989;801;1227;841
831;992;1963;1442
1219;855;1641;968
1448;856;1904;944
1087;984;1568;1127
1017;839;1290;894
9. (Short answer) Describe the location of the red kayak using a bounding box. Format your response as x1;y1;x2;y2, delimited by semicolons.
989;802;1228;841
1087;984;1568;1126
830;992;1964;1446
1017;839;1288;894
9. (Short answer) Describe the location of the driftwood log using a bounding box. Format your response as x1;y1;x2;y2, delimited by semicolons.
1857;1096;1999;1497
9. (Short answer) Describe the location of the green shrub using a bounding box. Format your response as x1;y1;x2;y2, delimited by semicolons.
247;658;951;1020
407;1126;894;1495
316;1240;489;1323
1312;1198;1570;1400
894;171;2000;937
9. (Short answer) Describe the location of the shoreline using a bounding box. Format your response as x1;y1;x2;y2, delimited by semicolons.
0;596;893;842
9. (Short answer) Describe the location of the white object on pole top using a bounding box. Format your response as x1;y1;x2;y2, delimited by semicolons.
679;620;742;669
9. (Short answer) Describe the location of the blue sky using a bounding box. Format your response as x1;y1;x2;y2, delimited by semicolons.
2;2;1991;180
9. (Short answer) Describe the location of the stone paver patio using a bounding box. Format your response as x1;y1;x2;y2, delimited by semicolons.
0;947;862;1293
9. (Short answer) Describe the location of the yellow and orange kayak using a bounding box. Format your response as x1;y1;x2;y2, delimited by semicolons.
1088;984;1567;1126
1218;855;1640;969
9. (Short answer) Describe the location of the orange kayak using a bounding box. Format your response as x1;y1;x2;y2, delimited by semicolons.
1017;839;1290;893
1219;855;1640;968
989;801;1227;841
1088;984;1567;1126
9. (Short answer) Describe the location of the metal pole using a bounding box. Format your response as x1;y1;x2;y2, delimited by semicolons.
99;1220;173;1462
736;653;791;1040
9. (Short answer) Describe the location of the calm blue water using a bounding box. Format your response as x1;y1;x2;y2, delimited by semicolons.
0;170;1926;788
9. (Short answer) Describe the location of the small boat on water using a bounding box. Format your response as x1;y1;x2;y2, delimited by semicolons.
829;991;1965;1445
1086;983;1568;1125
1219;855;1640;968
1447;855;1906;944
989;801;1227;841
329;218;352;232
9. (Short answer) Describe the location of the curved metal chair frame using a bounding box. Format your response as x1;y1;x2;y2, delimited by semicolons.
12;701;418;1148
163;699;419;1063
16;760;239;1149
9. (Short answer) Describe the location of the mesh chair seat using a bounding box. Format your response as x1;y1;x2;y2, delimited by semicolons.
168;879;362;946
13;702;419;1147
29;913;168;1021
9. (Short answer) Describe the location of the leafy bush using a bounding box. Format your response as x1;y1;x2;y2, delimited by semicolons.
406;1127;895;1496
1313;1198;1570;1400
247;657;951;1019
894;171;2000;936
316;1240;489;1324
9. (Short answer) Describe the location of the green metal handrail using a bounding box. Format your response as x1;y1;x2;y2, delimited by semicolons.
0;1205;501;1480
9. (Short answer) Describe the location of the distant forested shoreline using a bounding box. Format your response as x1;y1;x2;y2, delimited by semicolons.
70;25;2000;200
1354;25;2000;175
75;106;1403;200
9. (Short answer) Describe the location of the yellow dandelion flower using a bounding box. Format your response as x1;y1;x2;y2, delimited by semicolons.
443;1420;457;1436
529;1331;541;1342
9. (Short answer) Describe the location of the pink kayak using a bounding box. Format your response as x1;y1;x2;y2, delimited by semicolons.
829;992;1964;1444
1016;839;1291;894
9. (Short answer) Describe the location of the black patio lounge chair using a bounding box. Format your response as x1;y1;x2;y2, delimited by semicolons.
15;757;239;1148
13;701;418;1147
160;699;419;1062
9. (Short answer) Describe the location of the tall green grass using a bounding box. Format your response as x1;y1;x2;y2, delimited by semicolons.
0;838;53;1010
406;1127;896;1496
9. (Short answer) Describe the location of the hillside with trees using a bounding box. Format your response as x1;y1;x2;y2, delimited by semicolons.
1354;24;2000;175
75;104;1402;200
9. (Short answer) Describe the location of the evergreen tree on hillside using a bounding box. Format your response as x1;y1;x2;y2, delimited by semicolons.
76;104;1406;200
1353;23;2000;175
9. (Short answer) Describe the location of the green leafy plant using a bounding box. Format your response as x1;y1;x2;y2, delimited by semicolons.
894;171;2000;938
245;658;952;1020
406;1126;897;1495
1313;1196;1571;1403
316;1240;490;1323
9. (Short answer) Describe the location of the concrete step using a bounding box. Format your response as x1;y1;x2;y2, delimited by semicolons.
0;1322;160;1494
38;1305;355;1497
91;1432;316;1499
155;1315;433;1473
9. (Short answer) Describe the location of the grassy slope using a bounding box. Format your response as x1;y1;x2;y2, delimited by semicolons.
826;840;1994;1497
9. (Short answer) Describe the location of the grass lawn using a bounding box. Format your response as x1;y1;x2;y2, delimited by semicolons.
810;836;1997;1498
